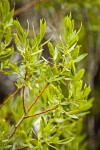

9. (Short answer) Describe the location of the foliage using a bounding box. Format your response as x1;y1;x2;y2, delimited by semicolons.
34;1;100;149
0;0;93;149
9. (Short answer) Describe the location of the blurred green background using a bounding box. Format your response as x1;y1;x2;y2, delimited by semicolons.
0;0;100;149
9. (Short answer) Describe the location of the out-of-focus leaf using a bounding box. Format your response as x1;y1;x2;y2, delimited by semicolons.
58;137;75;144
74;53;87;63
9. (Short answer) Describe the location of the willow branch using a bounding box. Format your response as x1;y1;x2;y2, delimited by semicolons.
26;82;49;113
0;88;20;109
8;115;25;140
17;146;28;150
8;82;49;140
25;105;57;119
22;86;26;114
14;0;49;17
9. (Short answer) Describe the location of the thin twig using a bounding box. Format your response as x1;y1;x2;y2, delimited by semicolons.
26;82;50;113
22;86;26;114
14;0;49;17
0;88;20;109
16;146;28;150
25;105;57;119
8;115;25;139
15;106;57;149
8;82;49;140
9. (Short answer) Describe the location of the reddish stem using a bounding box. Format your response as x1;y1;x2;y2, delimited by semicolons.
22;86;26;114
0;88;20;109
25;105;57;119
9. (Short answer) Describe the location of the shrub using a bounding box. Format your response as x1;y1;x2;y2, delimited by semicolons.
0;0;93;149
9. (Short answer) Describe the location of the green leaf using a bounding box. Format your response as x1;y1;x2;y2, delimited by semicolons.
14;20;26;43
54;47;58;61
75;69;85;80
0;47;14;62
49;131;62;144
53;76;65;82
28;143;37;149
72;45;80;59
33;49;43;55
0;58;10;69
68;43;77;53
79;98;93;111
70;60;76;76
74;53;87;63
61;101;70;106
2;145;12;149
48;41;54;57
58;137;75;144
3;0;10;14
13;33;21;47
19;130;27;140
67;114;79;119
8;62;19;72
83;85;91;97
39;18;46;42
64;14;74;43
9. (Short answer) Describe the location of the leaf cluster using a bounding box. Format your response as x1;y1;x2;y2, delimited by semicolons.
0;0;93;149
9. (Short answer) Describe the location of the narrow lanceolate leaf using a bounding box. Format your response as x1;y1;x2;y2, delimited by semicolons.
58;137;75;144
14;20;26;43
68;43;77;53
0;47;14;62
67;114;79;119
84;85;91;97
70;60;76;76
13;33;21;47
64;14;74;43
53;47;57;61
39;18;46;41
14;20;25;36
74;53;88;63
75;69;85;80
72;45;81;59
48;41;54;57
8;62;19;73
